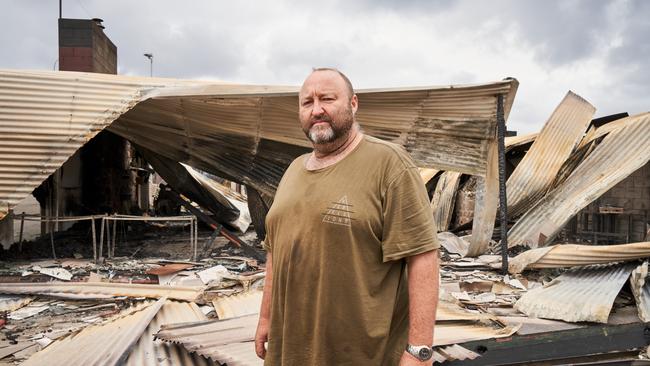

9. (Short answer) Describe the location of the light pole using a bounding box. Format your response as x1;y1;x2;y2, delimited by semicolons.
143;53;153;77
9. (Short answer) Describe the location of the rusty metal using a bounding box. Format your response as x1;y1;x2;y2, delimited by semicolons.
508;113;650;248
497;94;508;274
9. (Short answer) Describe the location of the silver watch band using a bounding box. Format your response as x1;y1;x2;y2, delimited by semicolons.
406;344;433;361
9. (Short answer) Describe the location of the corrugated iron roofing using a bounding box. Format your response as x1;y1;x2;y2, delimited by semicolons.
125;300;216;366
509;242;650;274
630;261;650;322
0;69;517;219
508;112;650;248
431;171;462;231
156;313;261;366
434;321;520;346
0;282;204;302
515;264;636;323
110;80;518;198
213;290;262;320
467;143;499;256
23;299;165;366
0;69;193;219
22;299;215;366
418;168;440;183
437;232;470;257
0;295;33;312
155;308;513;364
504;132;538;152
506;91;595;218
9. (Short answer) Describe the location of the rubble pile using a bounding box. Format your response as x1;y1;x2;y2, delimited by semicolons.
0;69;648;364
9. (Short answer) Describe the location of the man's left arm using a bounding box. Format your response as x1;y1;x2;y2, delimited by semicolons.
400;249;439;366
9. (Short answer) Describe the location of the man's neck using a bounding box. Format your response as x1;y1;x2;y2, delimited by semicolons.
306;128;364;170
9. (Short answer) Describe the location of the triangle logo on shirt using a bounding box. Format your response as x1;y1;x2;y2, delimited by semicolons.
322;195;353;227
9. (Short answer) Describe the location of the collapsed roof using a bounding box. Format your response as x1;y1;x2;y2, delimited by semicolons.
0;69;518;251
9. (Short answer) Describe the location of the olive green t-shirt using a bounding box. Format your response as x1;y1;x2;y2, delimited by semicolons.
264;135;439;366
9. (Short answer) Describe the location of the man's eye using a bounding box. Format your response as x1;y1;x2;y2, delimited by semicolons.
302;101;313;106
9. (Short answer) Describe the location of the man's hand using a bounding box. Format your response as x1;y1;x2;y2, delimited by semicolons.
399;351;431;365
255;318;269;359
256;252;273;360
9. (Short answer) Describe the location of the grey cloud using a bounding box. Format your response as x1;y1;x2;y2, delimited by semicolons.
490;0;613;66
607;1;650;88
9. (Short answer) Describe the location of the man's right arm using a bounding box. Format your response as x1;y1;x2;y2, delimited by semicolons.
255;252;273;359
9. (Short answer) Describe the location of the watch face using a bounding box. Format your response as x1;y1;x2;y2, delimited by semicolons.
419;348;432;360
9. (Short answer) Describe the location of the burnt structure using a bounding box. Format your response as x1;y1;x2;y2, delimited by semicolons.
32;18;145;235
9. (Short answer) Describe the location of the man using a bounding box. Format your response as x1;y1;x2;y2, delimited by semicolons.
255;68;439;365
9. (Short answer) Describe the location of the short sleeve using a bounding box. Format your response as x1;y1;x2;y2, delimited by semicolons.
381;167;439;262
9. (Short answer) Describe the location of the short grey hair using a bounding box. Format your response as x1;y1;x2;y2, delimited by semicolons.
311;67;354;99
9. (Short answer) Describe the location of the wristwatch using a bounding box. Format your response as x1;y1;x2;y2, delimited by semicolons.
406;344;433;361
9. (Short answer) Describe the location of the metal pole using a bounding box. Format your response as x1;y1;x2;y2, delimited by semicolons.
91;217;97;262
18;213;25;252
190;217;194;261
111;218;117;258
98;217;105;262
497;94;509;274
49;220;57;259
194;217;198;260
59;0;62;19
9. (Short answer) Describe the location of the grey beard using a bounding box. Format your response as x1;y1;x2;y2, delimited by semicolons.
308;125;336;143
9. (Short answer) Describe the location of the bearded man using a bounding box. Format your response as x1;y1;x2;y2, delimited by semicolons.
255;68;440;366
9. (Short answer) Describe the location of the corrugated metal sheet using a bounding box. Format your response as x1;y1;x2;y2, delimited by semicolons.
434;321;520;346
509;242;650;274
515;263;636;323
468;142;499;256
213;290;262;320
0;295;33;312
508;112;650;248
23;299;165;366
110;79;518;199
431;171;462;231
630;261;650;322
156;313;261;366
437;299;496;321
432;344;481;363
0;69;517;255
184;164;251;233
437;232;470;257
0;69;194;219
0;282;204;302
418;168;440;183
504;132;538;152
125;300;216;366
156;307;510;364
578;113;637;149
506;91;595;218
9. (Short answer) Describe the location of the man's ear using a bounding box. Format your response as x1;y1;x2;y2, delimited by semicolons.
350;94;359;114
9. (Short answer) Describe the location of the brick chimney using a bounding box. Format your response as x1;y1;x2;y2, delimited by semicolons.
58;18;117;74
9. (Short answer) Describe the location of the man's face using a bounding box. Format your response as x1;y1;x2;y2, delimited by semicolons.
299;71;358;144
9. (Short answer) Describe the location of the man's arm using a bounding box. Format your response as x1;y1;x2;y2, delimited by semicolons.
400;249;439;365
255;252;273;359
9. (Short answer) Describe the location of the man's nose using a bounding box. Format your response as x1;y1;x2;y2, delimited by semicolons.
311;100;325;116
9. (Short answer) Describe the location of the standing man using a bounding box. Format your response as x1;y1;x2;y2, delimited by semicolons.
255;68;439;365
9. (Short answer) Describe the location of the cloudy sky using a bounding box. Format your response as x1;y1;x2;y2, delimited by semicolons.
2;0;648;133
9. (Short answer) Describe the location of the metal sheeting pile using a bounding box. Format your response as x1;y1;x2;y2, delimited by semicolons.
509;242;650;273
108;81;518;198
508;112;650;248
515;263;638;323
505;91;595;218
